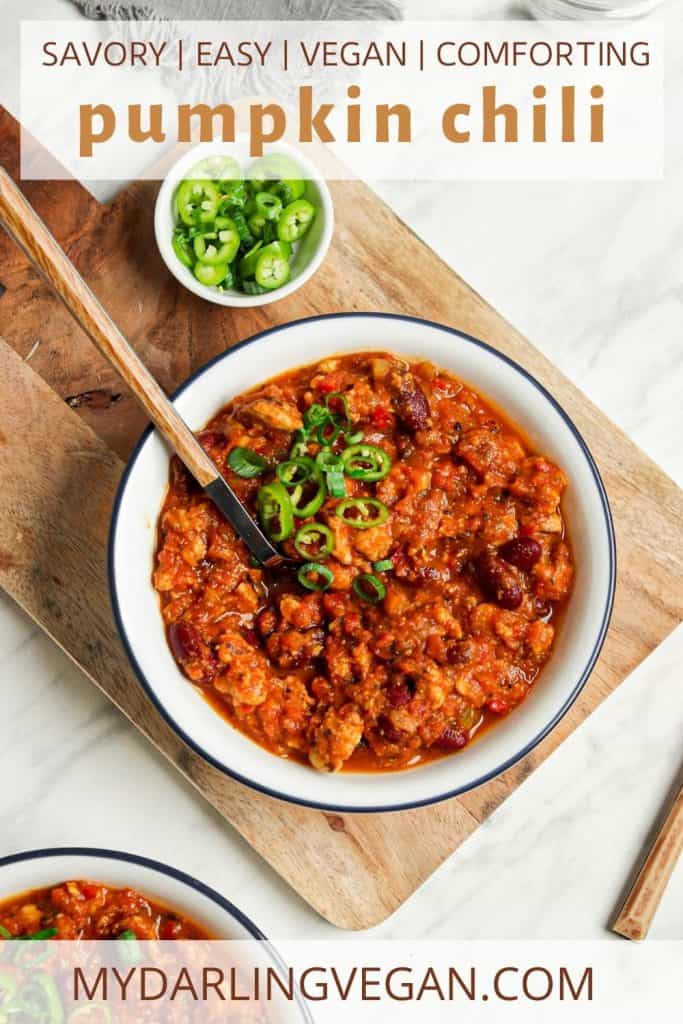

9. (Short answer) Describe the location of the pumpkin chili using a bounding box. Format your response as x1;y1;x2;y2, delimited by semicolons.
153;352;574;773
0;881;210;940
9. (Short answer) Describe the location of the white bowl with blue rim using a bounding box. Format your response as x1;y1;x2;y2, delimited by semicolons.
109;313;616;813
0;848;262;939
0;847;310;1022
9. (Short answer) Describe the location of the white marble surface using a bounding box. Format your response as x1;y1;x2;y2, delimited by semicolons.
0;0;681;941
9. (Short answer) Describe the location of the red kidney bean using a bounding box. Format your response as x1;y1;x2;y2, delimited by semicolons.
474;552;523;610
243;628;260;649
395;377;430;432
377;716;401;743
168;621;202;662
257;607;278;637
387;682;412;708
498;537;542;572
437;726;468;751
487;698;511;715
197;430;225;449
446;642;468;666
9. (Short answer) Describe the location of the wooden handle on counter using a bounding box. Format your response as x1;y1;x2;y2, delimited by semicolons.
612;781;683;941
0;165;218;488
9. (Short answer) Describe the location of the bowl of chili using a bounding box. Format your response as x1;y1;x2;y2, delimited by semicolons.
0;848;263;940
109;313;616;813
154;140;334;307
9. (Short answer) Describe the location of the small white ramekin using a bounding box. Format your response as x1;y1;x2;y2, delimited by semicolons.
154;140;334;308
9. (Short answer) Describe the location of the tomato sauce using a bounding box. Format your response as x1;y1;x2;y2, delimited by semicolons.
153;352;574;773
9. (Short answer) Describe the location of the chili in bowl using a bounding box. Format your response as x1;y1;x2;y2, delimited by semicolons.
0;849;311;1024
0;849;263;942
110;314;615;812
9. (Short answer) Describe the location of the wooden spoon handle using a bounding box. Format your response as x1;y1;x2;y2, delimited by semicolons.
0;165;218;488
612;781;683;941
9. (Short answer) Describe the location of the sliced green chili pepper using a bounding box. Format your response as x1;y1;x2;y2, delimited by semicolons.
277;198;316;243
289;429;309;459
344;429;364;445
193;262;229;287
255;191;283;222
171;231;194;268
0;925;11;939
117;929;141;966
193;219;240;265
255;246;291;291
258;481;294;542
17;928;58;941
268;182;293;206
294;522;334;559
303;403;329;430
290;471;326;519
176;179;220;227
223;207;253;246
238;241;264;280
247;213;266;239
373;559;394;572
253;239;290;270
315;451;343;471
249;153;304;183
218;178;247;207
314;451;346;496
325;471;347;498
276;457;317;488
227;446;269;478
335;498;389;529
353;574;387;604
270;179;306;203
341;443;392;482
325;392;351;427
193;155;241;182
317;420;342;447
262;220;278;244
297;562;334;591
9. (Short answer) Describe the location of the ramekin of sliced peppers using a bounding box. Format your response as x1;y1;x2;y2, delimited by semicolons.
155;145;334;307
227;394;394;602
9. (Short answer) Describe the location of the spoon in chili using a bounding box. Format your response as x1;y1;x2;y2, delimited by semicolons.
0;165;289;569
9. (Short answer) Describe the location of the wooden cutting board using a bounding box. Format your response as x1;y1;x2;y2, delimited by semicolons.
0;107;681;929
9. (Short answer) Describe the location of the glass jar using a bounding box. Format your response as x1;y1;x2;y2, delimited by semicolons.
527;0;665;17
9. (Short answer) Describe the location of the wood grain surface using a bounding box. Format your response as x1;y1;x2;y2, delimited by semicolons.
612;782;683;941
0;107;681;928
0;165;221;490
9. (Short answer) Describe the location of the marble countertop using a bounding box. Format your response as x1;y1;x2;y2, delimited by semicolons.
0;0;681;941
